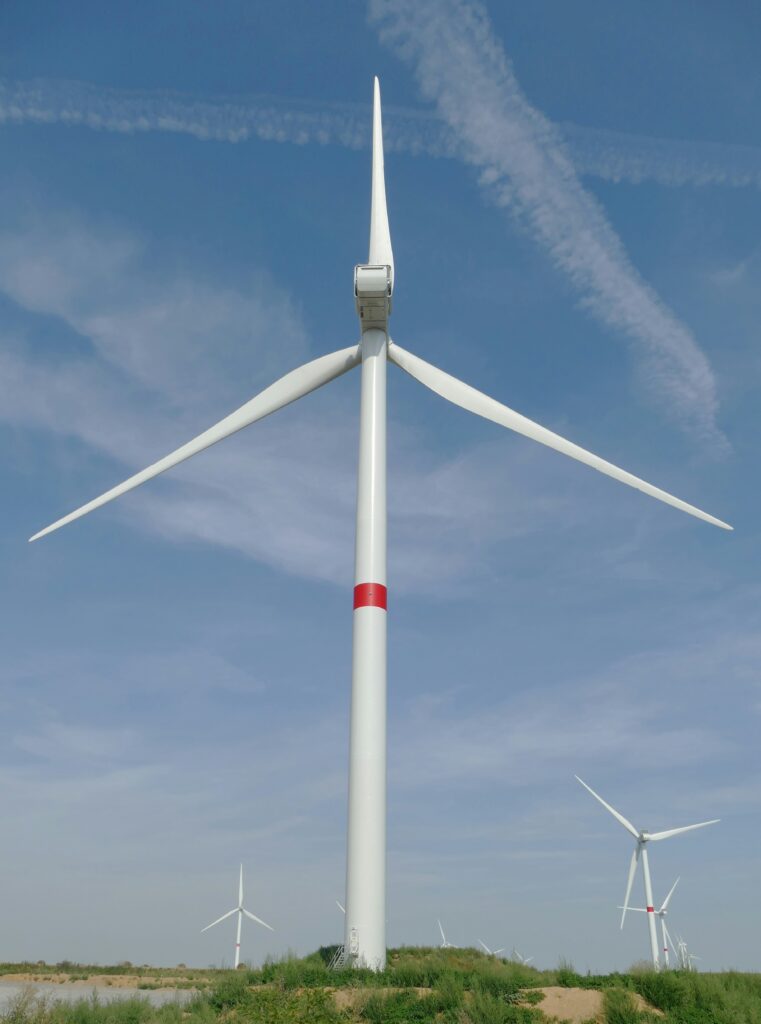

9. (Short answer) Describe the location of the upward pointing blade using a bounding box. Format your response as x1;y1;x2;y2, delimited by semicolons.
661;877;680;912
574;776;641;839
30;343;361;542
239;864;244;907
368;77;394;285
388;343;732;531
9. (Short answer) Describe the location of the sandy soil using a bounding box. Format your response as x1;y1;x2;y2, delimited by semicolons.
530;987;604;1023
331;985;659;1022
530;986;661;1023
331;987;430;1010
0;975;195;989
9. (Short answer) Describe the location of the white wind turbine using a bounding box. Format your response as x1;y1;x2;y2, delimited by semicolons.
619;877;680;968
438;919;455;949
511;948;533;965
29;78;731;971
479;940;505;956
576;777;719;969
201;864;273;969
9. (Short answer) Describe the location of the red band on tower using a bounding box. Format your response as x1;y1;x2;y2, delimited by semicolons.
646;906;655;913
354;583;387;610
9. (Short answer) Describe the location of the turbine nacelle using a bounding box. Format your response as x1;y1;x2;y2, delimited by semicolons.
355;263;393;330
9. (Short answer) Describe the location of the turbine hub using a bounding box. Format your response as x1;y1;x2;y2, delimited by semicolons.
355;264;392;331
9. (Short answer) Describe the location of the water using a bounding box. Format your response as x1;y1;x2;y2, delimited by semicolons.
0;982;196;1010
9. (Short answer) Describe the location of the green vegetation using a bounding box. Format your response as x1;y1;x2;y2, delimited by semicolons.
0;948;759;1024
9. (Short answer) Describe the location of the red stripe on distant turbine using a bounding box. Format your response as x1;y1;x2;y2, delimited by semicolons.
647;906;655;913
354;583;387;610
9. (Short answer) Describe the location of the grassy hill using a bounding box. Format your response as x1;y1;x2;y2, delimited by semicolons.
1;947;760;1024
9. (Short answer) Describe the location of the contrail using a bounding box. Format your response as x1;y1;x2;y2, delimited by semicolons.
369;0;725;447
0;77;459;156
3;77;760;191
565;122;761;190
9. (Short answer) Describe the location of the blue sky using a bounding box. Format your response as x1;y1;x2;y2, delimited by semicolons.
0;0;759;972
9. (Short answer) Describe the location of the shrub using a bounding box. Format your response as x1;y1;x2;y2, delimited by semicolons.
603;988;644;1024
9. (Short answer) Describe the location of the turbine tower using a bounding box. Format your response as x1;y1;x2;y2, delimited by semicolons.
620;877;680;968
29;79;731;971
576;777;718;969
201;864;273;969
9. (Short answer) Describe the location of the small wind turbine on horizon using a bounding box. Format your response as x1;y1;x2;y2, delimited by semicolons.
576;777;718;969
438;919;455;949
675;934;700;971
201;865;273;969
619;877;680;969
511;948;533;965
479;940;505;957
29;75;731;972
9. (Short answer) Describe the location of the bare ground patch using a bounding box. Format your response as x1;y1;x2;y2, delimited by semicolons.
528;986;661;1023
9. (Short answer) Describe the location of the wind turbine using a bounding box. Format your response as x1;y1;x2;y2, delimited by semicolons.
619;877;680;968
479;940;505;956
438;919;455;949
201;864;273;969
511;948;533;965
576;777;718;969
29;77;731;971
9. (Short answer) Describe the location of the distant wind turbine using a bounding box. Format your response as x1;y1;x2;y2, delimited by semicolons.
479;940;505;956
29;74;731;972
201;865;273;969
511;948;533;965
620;877;680;968
576;777;718;969
438;919;455;949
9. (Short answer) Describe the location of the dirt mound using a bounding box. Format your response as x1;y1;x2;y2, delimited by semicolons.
529;986;660;1023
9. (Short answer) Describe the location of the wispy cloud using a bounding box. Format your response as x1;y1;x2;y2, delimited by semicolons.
2;215;616;591
369;0;725;447
564;122;761;190
0;76;457;156
4;76;761;192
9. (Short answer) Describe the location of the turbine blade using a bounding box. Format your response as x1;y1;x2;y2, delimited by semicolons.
647;820;720;841
30;343;361;542
239;864;244;907
661;877;680;912
493;948;505;956
621;847;640;930
438;919;446;944
242;907;274;931
574;776;640;839
388;343;731;531
478;940;491;954
368;77;394;284
617;906;647;913
336;900;346;914
201;907;237;932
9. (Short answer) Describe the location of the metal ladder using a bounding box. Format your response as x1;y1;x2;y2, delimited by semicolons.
328;927;359;970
